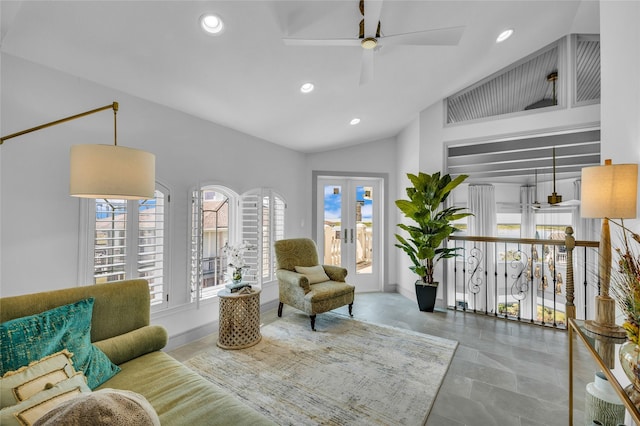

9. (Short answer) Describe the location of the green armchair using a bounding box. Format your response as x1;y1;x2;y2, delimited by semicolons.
274;238;355;331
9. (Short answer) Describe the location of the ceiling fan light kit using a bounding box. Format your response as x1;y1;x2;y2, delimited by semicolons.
547;192;562;205
361;37;378;50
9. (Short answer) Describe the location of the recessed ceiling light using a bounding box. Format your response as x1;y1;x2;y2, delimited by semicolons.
200;14;224;35
496;29;514;43
350;118;361;125
300;82;314;93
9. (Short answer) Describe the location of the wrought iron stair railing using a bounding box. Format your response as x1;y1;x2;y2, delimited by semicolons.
448;227;599;329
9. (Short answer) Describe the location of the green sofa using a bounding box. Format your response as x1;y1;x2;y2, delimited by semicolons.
0;279;275;425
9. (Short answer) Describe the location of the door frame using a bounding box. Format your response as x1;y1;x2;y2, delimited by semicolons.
311;171;389;292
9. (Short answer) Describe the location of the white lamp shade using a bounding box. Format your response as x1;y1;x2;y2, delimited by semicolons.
581;162;638;219
70;144;155;199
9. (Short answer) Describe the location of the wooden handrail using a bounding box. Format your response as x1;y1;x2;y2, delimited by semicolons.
449;234;599;248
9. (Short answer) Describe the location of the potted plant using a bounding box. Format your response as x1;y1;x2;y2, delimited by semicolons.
395;171;471;312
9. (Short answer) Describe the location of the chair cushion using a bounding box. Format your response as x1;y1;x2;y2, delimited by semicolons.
294;265;330;284
305;281;354;303
302;281;355;315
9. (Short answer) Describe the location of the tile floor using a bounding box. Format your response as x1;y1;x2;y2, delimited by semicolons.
168;292;609;426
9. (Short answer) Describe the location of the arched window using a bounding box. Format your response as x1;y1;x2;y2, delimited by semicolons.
190;186;286;302
79;183;170;309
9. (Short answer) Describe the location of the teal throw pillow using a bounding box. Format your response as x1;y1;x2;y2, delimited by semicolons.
0;298;120;389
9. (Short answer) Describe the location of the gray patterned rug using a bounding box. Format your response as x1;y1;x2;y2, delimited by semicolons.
185;313;457;425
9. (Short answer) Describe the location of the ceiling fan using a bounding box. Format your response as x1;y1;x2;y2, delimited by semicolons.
532;147;580;210
282;0;465;85
499;149;580;211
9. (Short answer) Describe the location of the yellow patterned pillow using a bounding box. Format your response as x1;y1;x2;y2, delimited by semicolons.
0;351;76;409
0;373;90;426
294;265;330;284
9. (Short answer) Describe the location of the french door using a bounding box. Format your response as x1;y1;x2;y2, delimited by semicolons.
316;177;381;292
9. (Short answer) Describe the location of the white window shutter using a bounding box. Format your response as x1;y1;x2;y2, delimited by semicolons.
190;188;203;302
137;190;167;307
94;199;128;283
240;190;261;286
241;189;287;284
272;194;286;276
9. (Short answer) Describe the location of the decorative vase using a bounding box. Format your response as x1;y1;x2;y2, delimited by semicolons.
619;340;640;408
584;371;625;426
232;267;243;284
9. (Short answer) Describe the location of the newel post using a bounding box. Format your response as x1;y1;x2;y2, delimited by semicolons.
565;226;576;320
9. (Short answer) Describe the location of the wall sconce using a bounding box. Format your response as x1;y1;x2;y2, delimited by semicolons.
581;159;638;337
1;102;155;200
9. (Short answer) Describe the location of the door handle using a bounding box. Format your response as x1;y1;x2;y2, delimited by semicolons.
344;229;348;244
351;228;354;244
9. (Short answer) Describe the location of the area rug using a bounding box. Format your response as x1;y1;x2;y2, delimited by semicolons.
185;313;457;425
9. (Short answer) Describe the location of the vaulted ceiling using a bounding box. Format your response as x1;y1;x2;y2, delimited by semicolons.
0;1;600;153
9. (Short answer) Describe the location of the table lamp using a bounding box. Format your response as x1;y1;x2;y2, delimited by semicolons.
581;159;638;337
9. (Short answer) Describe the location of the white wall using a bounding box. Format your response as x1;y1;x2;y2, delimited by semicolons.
0;54;308;343
395;116;421;301
600;1;640;233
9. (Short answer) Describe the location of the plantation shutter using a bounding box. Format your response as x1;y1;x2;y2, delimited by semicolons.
190;188;203;301
261;193;271;281
94;199;128;283
138;189;167;307
272;194;286;275
240;190;261;286
240;189;287;285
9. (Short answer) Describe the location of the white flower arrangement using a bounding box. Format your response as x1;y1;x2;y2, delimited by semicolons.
222;241;256;269
223;241;256;282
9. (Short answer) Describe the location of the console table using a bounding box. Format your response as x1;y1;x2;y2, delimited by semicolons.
568;318;640;425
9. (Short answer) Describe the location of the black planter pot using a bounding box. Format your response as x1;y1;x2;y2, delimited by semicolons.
415;281;438;312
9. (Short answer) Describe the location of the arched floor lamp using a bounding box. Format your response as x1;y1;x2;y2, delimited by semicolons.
1;102;155;200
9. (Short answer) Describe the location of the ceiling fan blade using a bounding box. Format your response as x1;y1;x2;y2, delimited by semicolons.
359;49;374;85
282;38;361;47
556;199;581;207
380;26;465;46
363;0;383;37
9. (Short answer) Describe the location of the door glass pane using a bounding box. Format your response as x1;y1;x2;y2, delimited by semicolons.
323;185;342;266
355;185;373;275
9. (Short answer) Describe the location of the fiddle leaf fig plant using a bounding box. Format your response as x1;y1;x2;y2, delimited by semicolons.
395;171;472;285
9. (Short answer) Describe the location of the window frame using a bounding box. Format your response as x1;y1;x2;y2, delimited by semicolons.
78;182;171;310
189;184;240;302
189;186;286;303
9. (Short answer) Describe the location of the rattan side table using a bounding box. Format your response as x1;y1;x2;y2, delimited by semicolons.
217;288;261;349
